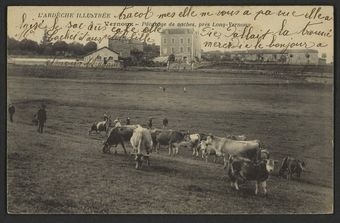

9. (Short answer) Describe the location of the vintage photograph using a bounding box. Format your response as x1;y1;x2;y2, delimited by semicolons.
6;6;333;214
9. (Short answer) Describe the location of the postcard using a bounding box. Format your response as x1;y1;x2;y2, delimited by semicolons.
6;6;333;214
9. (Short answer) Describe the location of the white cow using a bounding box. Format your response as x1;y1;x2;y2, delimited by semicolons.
185;133;201;157
130;126;153;169
201;135;267;167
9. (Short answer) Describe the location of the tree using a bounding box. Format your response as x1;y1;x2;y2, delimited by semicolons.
43;43;54;55
143;43;160;61
19;39;39;53
83;41;97;54
68;42;85;56
167;54;175;70
52;41;68;55
7;37;20;51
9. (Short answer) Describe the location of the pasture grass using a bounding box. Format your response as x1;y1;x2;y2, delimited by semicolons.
6;64;333;214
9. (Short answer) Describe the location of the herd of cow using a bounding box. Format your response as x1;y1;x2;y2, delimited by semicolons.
89;117;306;195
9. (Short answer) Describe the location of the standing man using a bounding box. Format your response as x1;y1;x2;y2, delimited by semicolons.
37;104;47;133
147;117;153;129
126;117;130;125
8;104;15;122
162;118;168;129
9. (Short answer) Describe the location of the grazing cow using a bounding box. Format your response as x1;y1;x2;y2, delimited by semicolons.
226;134;247;141
278;157;306;180
130;126;153;169
227;156;277;195
155;130;186;156
199;140;219;163
113;118;122;127
102;126;132;154
150;128;163;152
89;116;112;135
201;135;267;167
184;133;202;157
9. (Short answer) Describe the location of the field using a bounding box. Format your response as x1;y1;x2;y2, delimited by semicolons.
7;64;333;214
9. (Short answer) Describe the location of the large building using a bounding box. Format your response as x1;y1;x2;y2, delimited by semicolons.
160;28;201;60
230;49;319;65
108;38;144;58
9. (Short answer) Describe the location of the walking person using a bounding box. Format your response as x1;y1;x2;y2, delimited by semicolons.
37;104;47;133
8;104;15;122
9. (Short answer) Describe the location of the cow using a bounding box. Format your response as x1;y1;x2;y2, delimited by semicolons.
102;125;140;154
199;140;219;163
200;135;268;167
227;156;277;195
154;130;186;156
150;128;163;152
130;126;153;169
278;157;306;180
184;133;201;157
113;118;122;127
183;133;208;157
226;134;247;141
89;116;112;135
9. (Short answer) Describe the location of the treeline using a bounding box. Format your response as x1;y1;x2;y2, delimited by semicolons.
7;37;98;57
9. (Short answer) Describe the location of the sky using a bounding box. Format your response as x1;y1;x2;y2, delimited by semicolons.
7;6;334;62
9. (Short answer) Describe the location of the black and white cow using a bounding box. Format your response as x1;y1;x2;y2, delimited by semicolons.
227;156;277;195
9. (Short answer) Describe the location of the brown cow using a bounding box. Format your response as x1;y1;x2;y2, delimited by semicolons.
278;156;306;180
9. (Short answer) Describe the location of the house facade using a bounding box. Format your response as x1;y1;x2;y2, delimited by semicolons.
83;47;120;67
160;28;201;60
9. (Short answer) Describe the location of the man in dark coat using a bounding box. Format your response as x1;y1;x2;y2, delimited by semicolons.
162;118;168;128
126;117;130;125
8;104;15;122
147;117;153;129
37;104;47;133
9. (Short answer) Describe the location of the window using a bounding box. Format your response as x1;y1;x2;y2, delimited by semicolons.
163;48;167;54
96;55;102;60
187;47;191;52
188;38;190;44
180;38;183;44
180;47;183;53
172;38;175;44
163;38;167;44
171;48;174;53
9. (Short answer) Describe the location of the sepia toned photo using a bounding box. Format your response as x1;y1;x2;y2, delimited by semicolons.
6;5;333;214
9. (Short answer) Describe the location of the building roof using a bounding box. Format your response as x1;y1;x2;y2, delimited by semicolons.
161;28;195;34
108;37;143;45
230;49;318;55
285;49;318;53
83;47;119;58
